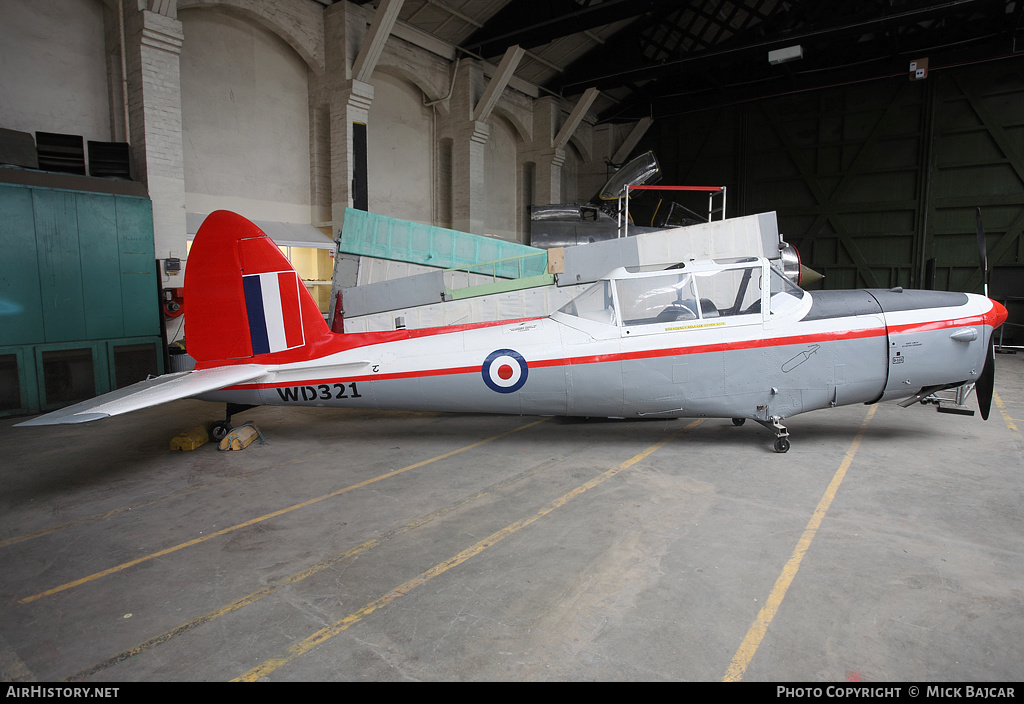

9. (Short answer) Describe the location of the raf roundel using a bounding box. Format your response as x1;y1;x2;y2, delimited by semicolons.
482;349;529;393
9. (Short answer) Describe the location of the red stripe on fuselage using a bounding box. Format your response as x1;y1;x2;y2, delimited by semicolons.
225;322;890;391
887;310;1001;335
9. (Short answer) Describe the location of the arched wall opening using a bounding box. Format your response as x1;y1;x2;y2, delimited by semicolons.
179;7;311;223
367;71;434;225
484;115;520;241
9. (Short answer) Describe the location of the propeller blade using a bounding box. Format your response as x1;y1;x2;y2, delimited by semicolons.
976;342;995;421
976;207;989;295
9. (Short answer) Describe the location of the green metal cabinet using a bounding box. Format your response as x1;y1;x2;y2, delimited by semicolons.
0;183;163;417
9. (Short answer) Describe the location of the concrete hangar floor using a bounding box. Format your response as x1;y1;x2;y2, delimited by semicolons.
1;357;1022;683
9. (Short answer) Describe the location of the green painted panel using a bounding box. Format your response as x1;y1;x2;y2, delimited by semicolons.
0;186;44;345
446;273;555;300
339;208;546;279
32;189;87;342
114;196;159;337
77;193;125;339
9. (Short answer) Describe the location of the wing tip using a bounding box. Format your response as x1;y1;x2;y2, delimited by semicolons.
15;412;111;427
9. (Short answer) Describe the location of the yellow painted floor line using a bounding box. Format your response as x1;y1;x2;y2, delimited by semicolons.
722;405;876;682
0;448;341;550
4;416;445;550
63;452;574;682
19;418;549;605
233;420;704;682
993;392;1018;434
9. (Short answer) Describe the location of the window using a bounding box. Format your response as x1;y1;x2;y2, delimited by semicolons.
559;280;617;325
280;246;335;315
616;272;698;326
769;266;805;315
691;266;762;318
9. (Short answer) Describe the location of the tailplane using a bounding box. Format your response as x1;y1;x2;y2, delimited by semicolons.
185;211;333;367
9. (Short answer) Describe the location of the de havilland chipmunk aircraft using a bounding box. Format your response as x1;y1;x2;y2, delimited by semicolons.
18;210;1008;452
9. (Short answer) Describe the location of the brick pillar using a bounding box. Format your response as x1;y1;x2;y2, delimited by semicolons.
448;62;489;235
526;97;566;205
533;147;566;204
124;8;186;274
451;120;489;235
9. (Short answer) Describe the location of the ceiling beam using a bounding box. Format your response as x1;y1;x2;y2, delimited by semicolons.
462;0;678;58
473;45;526;122
352;0;405;84
553;87;599;149
612;117;653;164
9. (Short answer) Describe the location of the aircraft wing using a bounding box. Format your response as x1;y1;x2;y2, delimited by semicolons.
15;364;267;426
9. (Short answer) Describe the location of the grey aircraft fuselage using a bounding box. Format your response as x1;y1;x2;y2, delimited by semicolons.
21;213;1005;454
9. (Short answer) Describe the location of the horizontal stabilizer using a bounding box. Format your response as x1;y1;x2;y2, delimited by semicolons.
15;365;266;426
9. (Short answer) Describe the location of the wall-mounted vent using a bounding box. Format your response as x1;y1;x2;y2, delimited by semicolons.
0;354;22;413
35;131;86;175
41;348;95;407
88;140;132;179
111;342;159;389
0;128;39;169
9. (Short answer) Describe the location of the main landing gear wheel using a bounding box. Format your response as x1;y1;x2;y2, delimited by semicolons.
210;403;259;443
210;421;231;442
732;418;746;426
773;437;791;453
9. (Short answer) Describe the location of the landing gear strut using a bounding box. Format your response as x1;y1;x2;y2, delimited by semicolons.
754;415;790;453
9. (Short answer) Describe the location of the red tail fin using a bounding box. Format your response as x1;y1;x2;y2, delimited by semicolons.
184;211;332;366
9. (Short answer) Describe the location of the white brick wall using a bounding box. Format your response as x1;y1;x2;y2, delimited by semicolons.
3;0;630;264
125;8;186;282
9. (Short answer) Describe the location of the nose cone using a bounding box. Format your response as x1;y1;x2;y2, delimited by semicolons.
986;298;1009;329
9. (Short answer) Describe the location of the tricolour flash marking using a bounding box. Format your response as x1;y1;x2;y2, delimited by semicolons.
242;271;304;354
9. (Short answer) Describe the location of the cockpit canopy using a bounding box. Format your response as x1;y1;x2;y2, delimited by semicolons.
557;259;805;328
